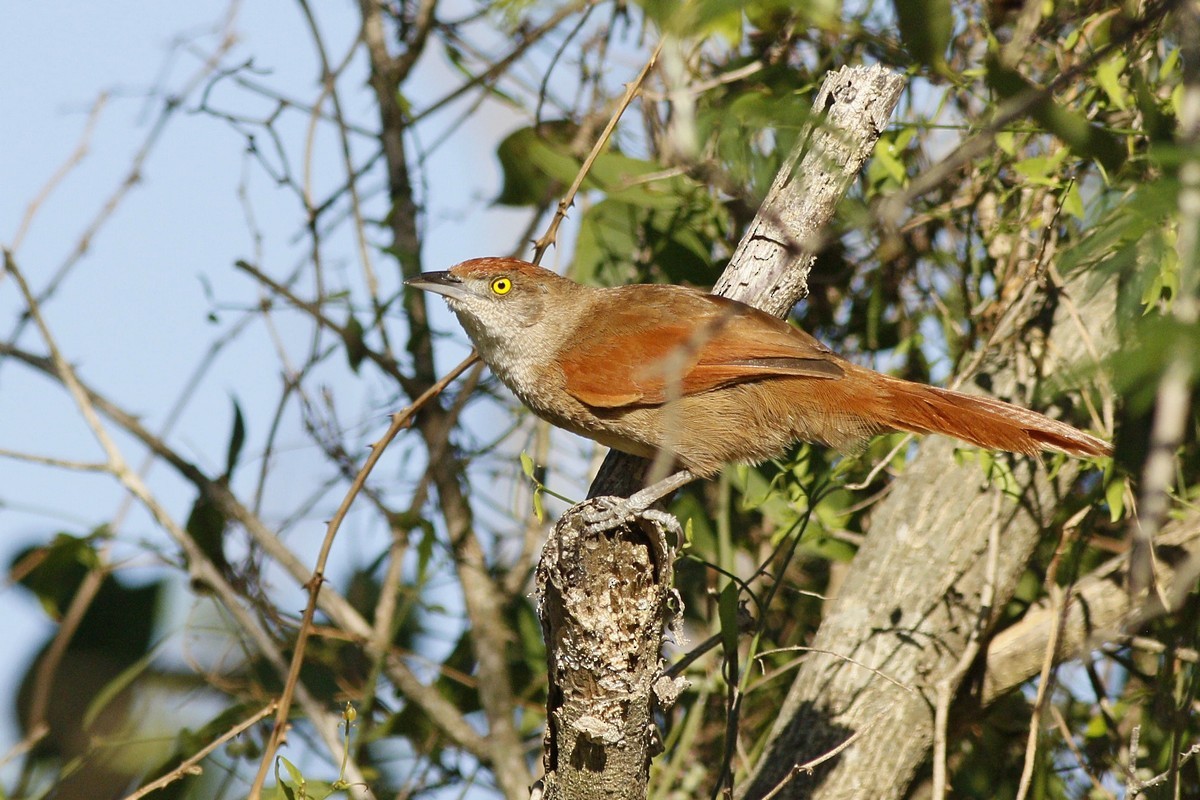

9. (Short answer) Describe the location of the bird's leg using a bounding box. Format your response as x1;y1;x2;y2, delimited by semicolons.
581;469;698;535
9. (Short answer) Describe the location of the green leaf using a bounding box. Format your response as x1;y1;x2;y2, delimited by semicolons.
415;522;436;586
1105;476;1126;522
573;199;641;285
225;398;247;477
82;644;163;729
394;89;411;117
647;0;743;38
1109;316;1200;411
703;5;743;43
520;451;546;522
717;581;740;681
995;130;1017;156
276;756;304;800
342;312;366;373
1012;150;1067;186
671;492;714;555
1062;181;1084;221
12;532;102;619
1131;69;1173;143
1083;712;1109;739
729;464;801;530
494;122;577;207
520;451;536;480
1095;54;1128;111
1037;100;1126;174
187;487;230;577
893;0;952;72
986;57;1126;173
1139;238;1179;309
869;137;908;187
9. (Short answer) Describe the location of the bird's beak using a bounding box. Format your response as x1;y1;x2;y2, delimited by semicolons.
405;271;471;302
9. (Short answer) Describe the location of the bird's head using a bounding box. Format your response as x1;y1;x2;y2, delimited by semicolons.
405;257;578;358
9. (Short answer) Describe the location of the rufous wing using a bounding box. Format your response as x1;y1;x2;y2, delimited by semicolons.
558;291;844;408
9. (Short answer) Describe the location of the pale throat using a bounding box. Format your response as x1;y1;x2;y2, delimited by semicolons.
449;301;560;405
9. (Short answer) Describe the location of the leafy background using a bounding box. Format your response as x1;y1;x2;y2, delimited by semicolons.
1;0;1196;798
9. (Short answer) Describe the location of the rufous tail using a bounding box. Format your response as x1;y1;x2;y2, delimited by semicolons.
876;375;1110;458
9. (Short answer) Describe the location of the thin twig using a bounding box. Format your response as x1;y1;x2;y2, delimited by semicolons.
9;93;109;252
1014;583;1067;800
2;13;239;353
1127;724;1142;796
640;60;764;102
1049;704;1117;800
843;434;912;490
933;491;1002;799
0;337;491;762
758;708;890;800
753;646;916;694
406;0;598;127
4;250;365;790
1130;740;1200;796
297;0;392;355
530;38;665;263
0;448;109;471
0;722;47;771
233;259;418;393
247;351;479;799
121;702;277;800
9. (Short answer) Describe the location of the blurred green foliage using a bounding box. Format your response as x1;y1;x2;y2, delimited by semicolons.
8;0;1199;797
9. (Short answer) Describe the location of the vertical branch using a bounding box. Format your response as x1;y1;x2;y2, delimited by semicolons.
536;507;682;800
358;4;565;798
539;65;905;799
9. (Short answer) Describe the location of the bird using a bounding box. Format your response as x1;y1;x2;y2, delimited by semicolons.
406;257;1110;482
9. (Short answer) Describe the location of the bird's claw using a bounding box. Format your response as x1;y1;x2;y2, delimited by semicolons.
580;496;635;534
581;496;682;538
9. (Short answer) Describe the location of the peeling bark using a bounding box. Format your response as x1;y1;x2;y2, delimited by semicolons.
536;503;685;800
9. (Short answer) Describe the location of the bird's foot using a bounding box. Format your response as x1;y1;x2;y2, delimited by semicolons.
579;469;698;537
581;497;681;537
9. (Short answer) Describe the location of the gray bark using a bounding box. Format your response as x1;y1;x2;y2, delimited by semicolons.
981;507;1200;705
535;504;683;800
712;65;907;314
535;65;907;800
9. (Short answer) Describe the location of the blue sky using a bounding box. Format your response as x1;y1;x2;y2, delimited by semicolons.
0;1;600;780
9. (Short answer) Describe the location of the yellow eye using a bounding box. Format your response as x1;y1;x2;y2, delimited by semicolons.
490;277;512;295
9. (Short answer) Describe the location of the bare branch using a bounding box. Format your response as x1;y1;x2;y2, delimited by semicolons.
122;703;277;800
248;353;477;798
9;93;108;252
530;39;664;263
982;508;1200;703
4;250;367;786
